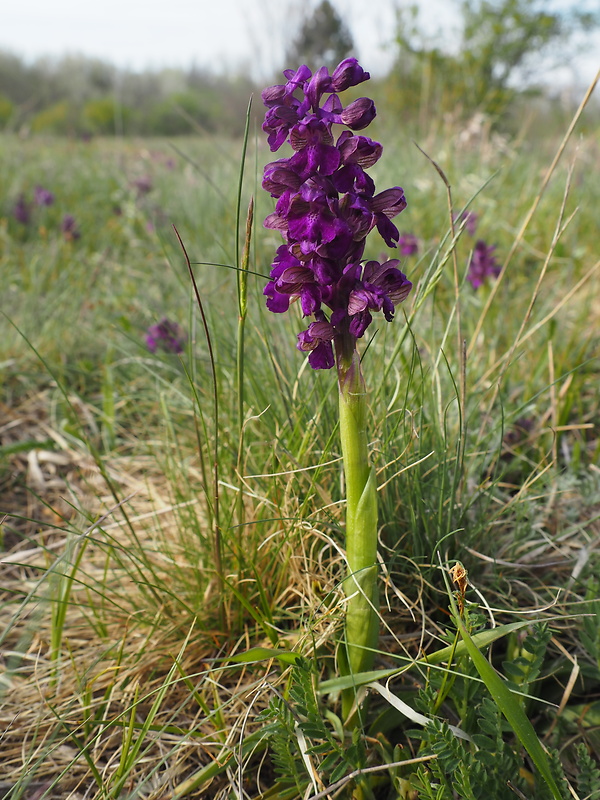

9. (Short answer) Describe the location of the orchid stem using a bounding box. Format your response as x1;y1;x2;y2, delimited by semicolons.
336;343;379;721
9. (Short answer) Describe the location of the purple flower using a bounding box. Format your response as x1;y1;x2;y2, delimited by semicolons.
13;194;31;225
131;176;153;195
503;416;534;449
297;317;336;369
146;318;187;354
455;210;478;236
261;59;412;369
34;185;55;206
330;58;370;92
61;214;81;241
398;233;419;256
467;240;500;288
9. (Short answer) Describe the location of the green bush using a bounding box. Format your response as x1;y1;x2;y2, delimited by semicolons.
0;93;14;128
30;100;76;135
82;95;131;135
144;90;218;135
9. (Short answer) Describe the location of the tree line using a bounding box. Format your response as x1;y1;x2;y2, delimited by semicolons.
0;51;256;137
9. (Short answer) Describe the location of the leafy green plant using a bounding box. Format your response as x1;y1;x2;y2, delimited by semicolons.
256;659;370;797
575;743;600;799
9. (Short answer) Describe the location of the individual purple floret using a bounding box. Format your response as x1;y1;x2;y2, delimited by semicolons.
61;214;81;241
261;58;412;370
467;240;500;288
34;185;55;206
146;318;187;354
13;194;31;224
455;210;478;236
398;233;419;256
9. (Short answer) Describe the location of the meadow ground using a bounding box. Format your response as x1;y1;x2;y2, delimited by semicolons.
0;89;599;799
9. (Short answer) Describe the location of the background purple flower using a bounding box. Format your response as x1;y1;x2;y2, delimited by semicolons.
61;214;81;240
131;176;153;195
467;240;500;288
34;185;55;206
456;210;478;236
398;233;419;256
146;318;187;354
13;194;31;225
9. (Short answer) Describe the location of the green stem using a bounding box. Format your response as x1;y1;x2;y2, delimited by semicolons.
235;197;253;536
336;339;379;715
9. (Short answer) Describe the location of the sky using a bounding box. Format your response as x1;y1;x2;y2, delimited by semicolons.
1;0;598;86
1;0;404;78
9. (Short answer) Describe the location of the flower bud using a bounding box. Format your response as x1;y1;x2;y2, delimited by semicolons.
340;98;376;130
331;58;370;92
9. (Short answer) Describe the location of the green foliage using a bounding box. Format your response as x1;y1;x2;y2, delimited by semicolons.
0;93;13;128
257;660;368;795
285;0;354;71
414;714;524;800
459;0;562;114
404;623;574;799
82;95;131;135
502;623;552;702
391;0;599;122
145;90;218;136
575;743;600;799
0;49;254;137
0;50;44;105
30;100;76;134
411;699;570;799
580;580;600;680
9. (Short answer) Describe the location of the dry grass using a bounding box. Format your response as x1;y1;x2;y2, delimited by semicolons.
0;390;351;797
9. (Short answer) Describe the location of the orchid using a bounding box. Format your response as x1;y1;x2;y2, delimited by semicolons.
61;214;81;241
456;209;479;236
34;185;55;206
13;194;31;225
146;318;187;354
468;239;500;287
398;233;419;256
261;59;413;716
261;57;412;371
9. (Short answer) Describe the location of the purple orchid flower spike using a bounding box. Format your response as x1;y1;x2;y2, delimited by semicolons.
261;57;412;370
61;214;81;241
34;186;55;206
467;240;500;288
146;318;187;354
131;176;153;195
13;194;31;225
398;233;419;256
455;209;478;236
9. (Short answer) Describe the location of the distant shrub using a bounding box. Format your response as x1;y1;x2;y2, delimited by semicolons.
82;95;131;135
31;100;76;135
145;90;218;136
0;93;14;128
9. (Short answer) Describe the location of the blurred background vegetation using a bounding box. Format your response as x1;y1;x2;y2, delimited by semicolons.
0;0;597;139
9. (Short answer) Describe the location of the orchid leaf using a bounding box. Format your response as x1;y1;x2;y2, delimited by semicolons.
227;647;304;666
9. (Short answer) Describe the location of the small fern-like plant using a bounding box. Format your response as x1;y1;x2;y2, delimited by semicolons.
575;743;600;799
405;622;574;799
256;659;369;796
